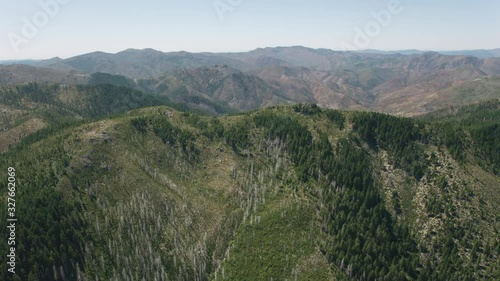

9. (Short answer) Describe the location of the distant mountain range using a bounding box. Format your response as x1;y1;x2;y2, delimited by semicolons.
0;59;40;65
1;46;499;116
358;48;500;58
2;47;499;65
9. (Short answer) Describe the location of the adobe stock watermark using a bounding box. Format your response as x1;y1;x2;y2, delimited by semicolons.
7;0;72;53
340;0;412;50
213;0;245;21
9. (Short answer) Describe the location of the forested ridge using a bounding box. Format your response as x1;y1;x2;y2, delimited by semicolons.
0;82;181;119
0;101;499;280
422;100;500;175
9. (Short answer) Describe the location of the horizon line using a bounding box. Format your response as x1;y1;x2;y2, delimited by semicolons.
1;45;499;62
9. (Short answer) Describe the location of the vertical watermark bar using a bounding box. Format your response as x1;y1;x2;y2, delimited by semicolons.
6;167;17;275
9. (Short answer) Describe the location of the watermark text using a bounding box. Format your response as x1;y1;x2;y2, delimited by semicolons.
6;167;17;274
213;0;245;21
7;0;72;53
340;0;410;50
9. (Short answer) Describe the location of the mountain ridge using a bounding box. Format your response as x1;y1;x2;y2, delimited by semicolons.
1;46;498;117
0;101;498;280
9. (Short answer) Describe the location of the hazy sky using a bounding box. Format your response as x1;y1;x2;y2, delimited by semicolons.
1;0;499;60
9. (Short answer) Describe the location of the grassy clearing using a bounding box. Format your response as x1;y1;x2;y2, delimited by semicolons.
219;194;333;281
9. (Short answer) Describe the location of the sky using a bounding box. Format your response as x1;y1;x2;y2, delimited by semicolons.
0;0;499;60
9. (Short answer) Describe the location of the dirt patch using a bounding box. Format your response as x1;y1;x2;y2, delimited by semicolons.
83;120;116;144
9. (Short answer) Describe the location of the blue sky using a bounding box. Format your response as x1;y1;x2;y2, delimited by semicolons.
0;0;499;60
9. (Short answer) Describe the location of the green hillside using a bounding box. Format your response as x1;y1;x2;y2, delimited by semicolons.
0;82;189;152
0;103;499;280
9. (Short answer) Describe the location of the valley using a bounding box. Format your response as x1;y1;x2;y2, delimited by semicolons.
0;47;499;281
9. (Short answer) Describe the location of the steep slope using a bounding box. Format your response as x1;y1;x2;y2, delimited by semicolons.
0;83;177;152
141;66;292;113
251;65;372;110
388;78;500;116
15;47;500;115
1;103;498;280
0;65;86;85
